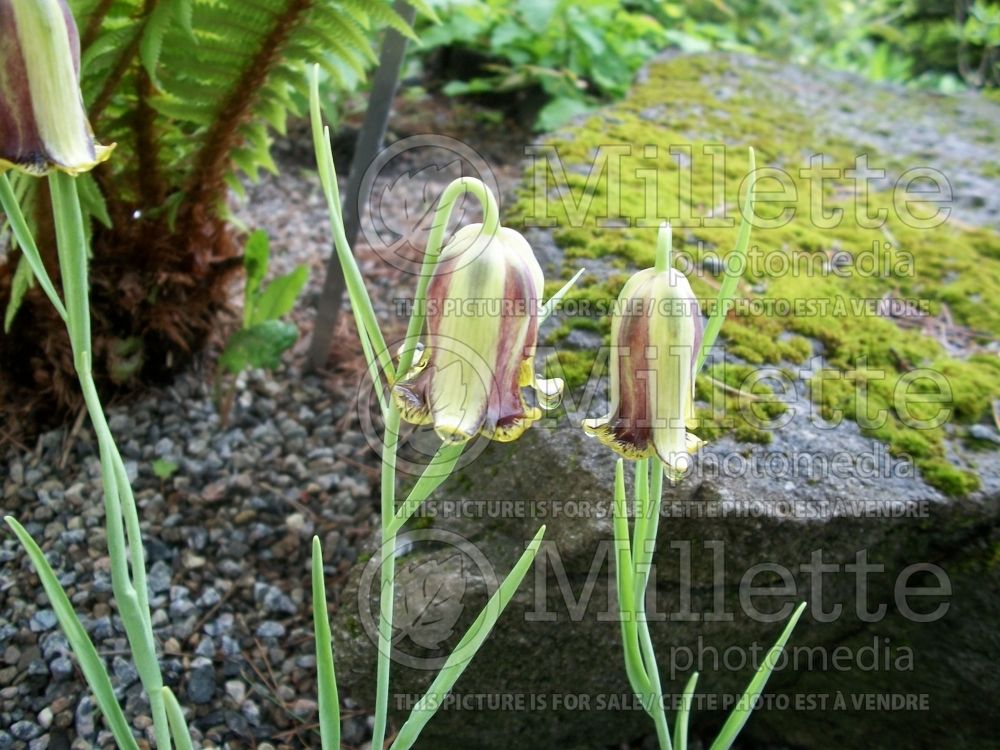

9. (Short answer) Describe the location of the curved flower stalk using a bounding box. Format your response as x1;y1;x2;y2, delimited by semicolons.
0;0;113;175
594;156;807;750
584;224;703;481
393;223;564;443
307;66;580;750
1;3;168;746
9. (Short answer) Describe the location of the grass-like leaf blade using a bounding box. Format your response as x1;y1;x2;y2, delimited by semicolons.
708;602;807;750
388;442;466;535
673;671;699;750
5;516;140;750
162;686;195;750
389;525;547;750
312;537;341;750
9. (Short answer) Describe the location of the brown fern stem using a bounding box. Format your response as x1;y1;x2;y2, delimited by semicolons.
88;0;159;123
182;0;314;222
80;0;116;53
135;69;165;208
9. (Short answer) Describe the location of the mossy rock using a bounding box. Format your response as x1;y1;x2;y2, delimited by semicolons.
333;53;1000;750
512;51;1000;496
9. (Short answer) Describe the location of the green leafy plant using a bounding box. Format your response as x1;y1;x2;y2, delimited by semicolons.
151;457;179;480
0;0;417;425
417;0;668;130
215;229;308;418
307;65;573;748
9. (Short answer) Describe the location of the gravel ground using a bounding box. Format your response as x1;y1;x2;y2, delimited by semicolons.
1;93;530;750
1;361;382;749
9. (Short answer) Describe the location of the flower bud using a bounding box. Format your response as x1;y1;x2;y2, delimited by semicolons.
0;0;112;175
393;224;563;443
583;266;703;479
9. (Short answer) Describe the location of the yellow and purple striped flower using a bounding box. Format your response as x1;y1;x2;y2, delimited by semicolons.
393;223;563;443
583;265;703;479
0;0;112;175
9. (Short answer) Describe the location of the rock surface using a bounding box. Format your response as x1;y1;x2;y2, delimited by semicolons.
332;53;1000;749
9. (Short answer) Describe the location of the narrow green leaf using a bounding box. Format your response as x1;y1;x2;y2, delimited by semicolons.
4;255;35;333
674;671;699;750
0;174;67;321
709;601;807;750
312;537;341;750
162;687;194;750
696;147;756;372
539;267;585;323
389;526;547;750
5;517;140;750
252;265;309;324
76;173;112;229
388;442;466;535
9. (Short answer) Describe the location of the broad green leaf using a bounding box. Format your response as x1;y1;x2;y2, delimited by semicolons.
243;230;270;316
219;320;298;374
312;538;341;750
535;96;593;132
152;458;179;480
5;517;140;750
251;265;309;324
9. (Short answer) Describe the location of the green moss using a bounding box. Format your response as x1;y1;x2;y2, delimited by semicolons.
919;460;980;496
545;349;598;390
510;54;1000;495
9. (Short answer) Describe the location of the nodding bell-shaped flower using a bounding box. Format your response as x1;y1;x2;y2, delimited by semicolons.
393;223;564;444
0;0;113;175
583;249;704;480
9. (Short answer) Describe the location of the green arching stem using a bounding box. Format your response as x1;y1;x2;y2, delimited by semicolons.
612;460;650;696
49;171;172;750
0;173;68;321
633;460;671;750
373;171;499;748
631;458;649;581
655;222;672;274
396;176;501;378
642;460;664;594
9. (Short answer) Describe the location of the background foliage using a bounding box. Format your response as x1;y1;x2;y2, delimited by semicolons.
0;0;413;424
413;0;1000;129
